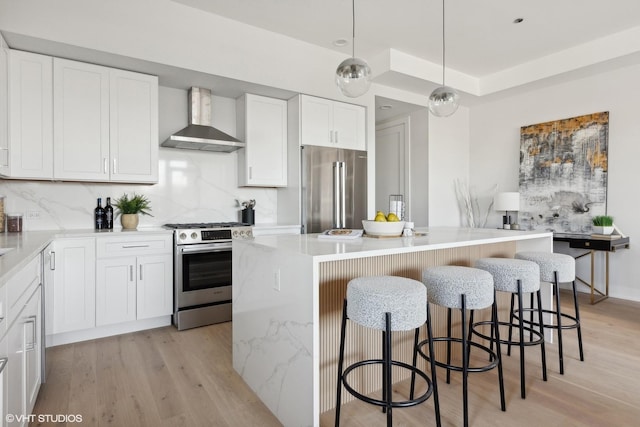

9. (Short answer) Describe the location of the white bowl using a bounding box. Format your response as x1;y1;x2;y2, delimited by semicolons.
362;220;406;237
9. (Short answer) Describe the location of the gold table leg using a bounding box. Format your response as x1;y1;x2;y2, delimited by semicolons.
574;250;609;305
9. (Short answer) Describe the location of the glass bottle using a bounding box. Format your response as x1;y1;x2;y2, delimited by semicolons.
95;198;105;230
105;197;114;229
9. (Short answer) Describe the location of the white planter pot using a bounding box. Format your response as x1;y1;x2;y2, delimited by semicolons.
592;225;614;235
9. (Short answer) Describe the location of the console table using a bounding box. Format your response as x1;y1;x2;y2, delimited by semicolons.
553;233;631;304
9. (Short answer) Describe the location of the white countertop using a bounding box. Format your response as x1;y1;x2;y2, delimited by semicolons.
0;227;173;288
235;227;553;262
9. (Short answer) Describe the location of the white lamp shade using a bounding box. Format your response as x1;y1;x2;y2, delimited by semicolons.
494;192;520;211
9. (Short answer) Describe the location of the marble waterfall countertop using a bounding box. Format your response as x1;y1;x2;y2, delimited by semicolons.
232;226;553;427
238;227;553;261
0;227;173;289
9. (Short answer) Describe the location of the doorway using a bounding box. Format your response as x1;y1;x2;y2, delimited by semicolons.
375;117;410;219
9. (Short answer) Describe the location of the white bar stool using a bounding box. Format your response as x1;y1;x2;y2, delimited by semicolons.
335;275;441;427
473;257;547;399
515;251;584;374
417;266;505;427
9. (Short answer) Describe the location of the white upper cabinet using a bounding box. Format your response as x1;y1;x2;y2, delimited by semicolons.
0;50;53;179
109;69;158;183
298;95;366;151
236;94;288;187
0;50;158;183
53;58;110;181
53;58;159;183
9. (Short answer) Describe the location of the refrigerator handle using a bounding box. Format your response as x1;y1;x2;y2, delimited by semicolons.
333;161;341;228
340;161;346;228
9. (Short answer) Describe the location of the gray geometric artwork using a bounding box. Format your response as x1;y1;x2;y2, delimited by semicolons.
519;112;609;233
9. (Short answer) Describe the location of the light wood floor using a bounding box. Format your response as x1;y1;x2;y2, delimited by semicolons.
33;292;640;426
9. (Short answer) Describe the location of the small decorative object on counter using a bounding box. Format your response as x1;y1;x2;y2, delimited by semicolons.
95;197;105;229
0;195;5;232
6;213;23;232
402;221;415;237
113;193;153;230
389;194;405;220
238;199;256;225
105;197;114;229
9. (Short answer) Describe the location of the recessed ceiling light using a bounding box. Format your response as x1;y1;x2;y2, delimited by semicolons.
513;18;524;24
379;105;393;110
333;39;349;47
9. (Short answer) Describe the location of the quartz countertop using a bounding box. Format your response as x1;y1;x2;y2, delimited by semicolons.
0;227;173;288
235;226;553;262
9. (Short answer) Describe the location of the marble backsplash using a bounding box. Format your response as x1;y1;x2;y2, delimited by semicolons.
0;148;278;231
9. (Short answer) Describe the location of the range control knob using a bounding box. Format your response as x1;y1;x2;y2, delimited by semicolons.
232;230;239;238
191;232;198;240
179;232;187;241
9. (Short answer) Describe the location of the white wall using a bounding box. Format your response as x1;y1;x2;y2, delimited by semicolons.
409;108;429;227
428;106;471;227
0;87;278;230
470;64;640;301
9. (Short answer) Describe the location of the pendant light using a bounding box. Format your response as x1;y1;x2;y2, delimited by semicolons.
335;0;372;98
428;0;460;117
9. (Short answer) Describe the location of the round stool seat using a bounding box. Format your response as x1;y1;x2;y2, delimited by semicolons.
347;276;426;331
475;258;540;293
422;266;494;310
515;251;575;282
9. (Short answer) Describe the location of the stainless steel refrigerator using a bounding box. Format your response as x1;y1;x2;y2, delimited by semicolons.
301;145;367;233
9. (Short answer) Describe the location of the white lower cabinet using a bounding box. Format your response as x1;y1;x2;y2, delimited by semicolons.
96;252;172;326
46;233;173;345
50;238;96;334
4;253;42;427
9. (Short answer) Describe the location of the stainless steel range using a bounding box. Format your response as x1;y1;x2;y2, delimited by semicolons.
164;222;253;330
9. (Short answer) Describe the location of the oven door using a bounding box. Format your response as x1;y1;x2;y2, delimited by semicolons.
175;242;232;309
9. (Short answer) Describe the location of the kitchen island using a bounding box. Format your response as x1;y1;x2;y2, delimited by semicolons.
232;227;553;427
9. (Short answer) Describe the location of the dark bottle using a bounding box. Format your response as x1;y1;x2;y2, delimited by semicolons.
95;198;105;230
105;197;114;229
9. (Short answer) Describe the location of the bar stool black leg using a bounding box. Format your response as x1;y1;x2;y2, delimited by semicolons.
426;302;442;427
554;271;565;374
382;328;387;413
409;327;420;400
446;307;452;384
335;299;348;427
517;280;526;398
529;293;535;341
572;280;585;361
536;289;548;381
384;312;393;427
492;289;506;411
460;295;469;427
507;293;515;356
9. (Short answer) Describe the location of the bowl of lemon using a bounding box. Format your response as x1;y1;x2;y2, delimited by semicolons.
362;211;405;237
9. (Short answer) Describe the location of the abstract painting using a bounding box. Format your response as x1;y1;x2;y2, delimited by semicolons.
519;112;609;233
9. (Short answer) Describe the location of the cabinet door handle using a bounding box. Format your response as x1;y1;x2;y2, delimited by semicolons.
113;158;117;174
103;158;108;174
335;130;339;144
249;166;253;180
0;357;7;374
50;251;56;270
24;316;37;351
329;130;333;143
139;265;143;281
130;265;134;282
122;245;150;249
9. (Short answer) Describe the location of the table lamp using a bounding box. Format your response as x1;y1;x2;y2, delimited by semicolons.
494;192;520;229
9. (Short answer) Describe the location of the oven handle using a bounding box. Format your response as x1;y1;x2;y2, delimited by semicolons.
179;243;232;254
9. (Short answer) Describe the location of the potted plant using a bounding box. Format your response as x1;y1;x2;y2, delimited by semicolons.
113;193;153;230
592;215;614;235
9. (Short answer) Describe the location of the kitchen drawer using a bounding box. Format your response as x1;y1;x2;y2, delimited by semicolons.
96;234;172;258
6;254;41;330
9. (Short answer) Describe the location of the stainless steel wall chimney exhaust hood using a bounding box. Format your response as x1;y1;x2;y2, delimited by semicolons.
162;87;245;153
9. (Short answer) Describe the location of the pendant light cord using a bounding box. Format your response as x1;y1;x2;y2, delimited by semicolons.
352;0;356;58
441;0;446;86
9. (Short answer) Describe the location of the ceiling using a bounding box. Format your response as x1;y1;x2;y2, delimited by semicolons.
3;1;640;122
174;0;640;81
